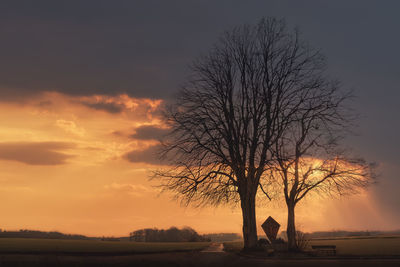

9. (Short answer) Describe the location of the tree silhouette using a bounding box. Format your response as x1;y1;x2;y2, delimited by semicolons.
154;17;351;250
129;227;207;242
264;83;375;250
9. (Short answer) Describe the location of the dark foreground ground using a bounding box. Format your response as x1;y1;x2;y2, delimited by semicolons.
0;252;399;267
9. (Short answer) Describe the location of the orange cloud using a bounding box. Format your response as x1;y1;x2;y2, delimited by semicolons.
55;120;86;137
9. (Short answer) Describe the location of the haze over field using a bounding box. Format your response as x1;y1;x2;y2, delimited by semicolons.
0;0;399;236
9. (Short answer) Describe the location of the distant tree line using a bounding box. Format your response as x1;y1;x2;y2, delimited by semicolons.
129;227;210;242
306;230;400;239
0;229;89;240
202;233;241;242
278;230;400;239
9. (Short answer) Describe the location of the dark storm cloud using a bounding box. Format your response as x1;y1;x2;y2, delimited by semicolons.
124;144;166;165
130;125;169;141
0;0;399;103
81;101;124;114
0;0;225;100
0;142;75;165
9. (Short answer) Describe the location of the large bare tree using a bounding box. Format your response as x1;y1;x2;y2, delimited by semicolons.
154;18;342;250
265;85;375;250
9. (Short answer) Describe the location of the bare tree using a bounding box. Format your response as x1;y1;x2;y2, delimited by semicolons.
154;18;340;250
265;84;375;251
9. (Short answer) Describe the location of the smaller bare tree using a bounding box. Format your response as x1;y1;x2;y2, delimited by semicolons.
265;84;375;251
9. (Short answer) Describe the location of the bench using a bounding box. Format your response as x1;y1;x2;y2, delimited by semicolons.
311;245;336;256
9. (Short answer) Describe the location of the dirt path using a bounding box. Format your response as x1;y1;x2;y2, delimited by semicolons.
200;242;224;253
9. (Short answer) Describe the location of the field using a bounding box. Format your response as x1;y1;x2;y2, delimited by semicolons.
224;236;400;256
0;238;399;266
2;237;398;256
0;238;210;254
309;236;400;256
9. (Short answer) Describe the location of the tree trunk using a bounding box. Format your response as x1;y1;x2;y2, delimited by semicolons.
286;201;297;251
240;189;258;251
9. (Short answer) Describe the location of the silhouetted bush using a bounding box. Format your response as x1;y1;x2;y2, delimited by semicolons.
257;238;270;248
295;231;309;251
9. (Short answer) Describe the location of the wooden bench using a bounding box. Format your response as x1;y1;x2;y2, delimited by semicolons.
311;245;336;256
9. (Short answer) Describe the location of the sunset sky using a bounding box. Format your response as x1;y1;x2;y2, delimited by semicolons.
0;1;399;236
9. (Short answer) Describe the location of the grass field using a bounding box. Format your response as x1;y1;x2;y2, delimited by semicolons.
0;238;210;254
309;237;400;256
223;236;400;256
0;238;399;266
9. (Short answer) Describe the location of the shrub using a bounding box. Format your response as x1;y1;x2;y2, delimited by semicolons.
295;231;309;251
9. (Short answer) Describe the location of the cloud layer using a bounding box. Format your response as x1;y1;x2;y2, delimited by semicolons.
130;125;170;141
0;142;74;165
80;101;124;114
124;144;166;165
